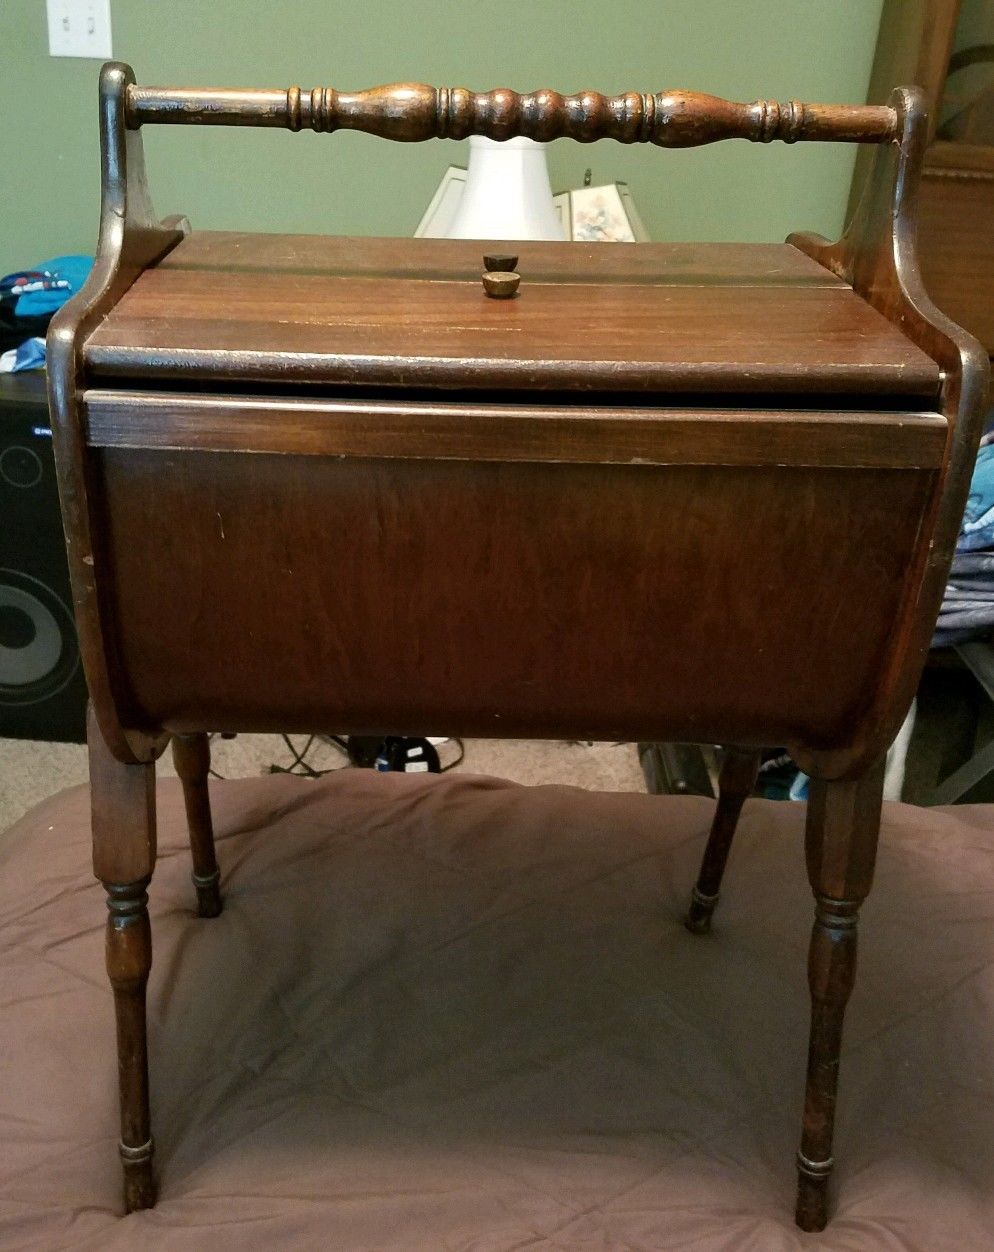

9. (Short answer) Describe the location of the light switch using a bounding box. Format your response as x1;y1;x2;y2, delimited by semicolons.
47;0;113;59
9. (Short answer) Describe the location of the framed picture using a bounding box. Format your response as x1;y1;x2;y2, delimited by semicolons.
555;183;649;243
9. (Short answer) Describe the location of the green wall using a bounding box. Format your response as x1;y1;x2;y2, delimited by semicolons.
2;0;883;274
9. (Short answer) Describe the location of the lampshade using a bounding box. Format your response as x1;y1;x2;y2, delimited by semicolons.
427;136;566;242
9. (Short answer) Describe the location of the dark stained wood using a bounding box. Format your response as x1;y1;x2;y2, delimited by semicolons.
132;231;851;284
82;391;948;469
847;0;961;223
125;82;897;146
48;62;989;1228
790;86;989;778
923;136;994;176
684;748;762;934
171;733;222;917
918;143;994;355
796;761;885;1232
94;448;938;747
88;706;157;1212
89;704;157;886
85;234;941;399
47;62;185;766
104;879;155;1213
484;253;518;273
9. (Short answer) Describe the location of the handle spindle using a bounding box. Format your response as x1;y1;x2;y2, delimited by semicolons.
125;82;896;147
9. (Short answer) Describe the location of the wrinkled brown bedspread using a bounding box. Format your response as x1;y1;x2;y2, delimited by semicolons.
2;769;993;1250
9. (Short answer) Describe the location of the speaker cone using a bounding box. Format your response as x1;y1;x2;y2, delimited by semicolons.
0;569;81;706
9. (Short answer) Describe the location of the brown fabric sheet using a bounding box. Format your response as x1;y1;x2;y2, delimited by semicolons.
2;770;994;1250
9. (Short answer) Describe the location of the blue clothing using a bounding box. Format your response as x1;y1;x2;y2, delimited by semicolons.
936;420;994;645
959;443;994;552
1;255;92;317
0;337;46;373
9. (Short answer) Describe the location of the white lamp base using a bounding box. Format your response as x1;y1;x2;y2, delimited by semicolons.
443;136;566;242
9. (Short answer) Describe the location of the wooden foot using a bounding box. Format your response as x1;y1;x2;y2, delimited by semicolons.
171;733;222;917
685;747;761;933
794;761;884;1232
89;708;158;1213
120;1138;156;1212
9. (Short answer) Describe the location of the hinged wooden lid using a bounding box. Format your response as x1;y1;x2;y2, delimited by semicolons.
83;233;941;401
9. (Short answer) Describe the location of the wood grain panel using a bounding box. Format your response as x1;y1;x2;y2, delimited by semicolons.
141;232;850;284
95;448;935;750
83;390;947;469
84;234;941;399
918;154;994;355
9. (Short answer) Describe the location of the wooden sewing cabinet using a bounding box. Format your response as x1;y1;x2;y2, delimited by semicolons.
48;64;987;1231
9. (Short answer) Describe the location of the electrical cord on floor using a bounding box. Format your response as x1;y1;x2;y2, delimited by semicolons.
269;732;349;778
206;733;465;778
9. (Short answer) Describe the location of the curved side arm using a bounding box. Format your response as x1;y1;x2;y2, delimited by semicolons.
47;61;184;764
789;86;989;780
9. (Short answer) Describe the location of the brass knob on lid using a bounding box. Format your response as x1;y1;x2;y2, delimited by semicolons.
482;270;520;299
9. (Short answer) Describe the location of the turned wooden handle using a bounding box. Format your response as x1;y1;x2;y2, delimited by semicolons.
125;82;896;146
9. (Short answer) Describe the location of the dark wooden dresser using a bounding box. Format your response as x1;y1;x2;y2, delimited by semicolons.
47;63;987;1231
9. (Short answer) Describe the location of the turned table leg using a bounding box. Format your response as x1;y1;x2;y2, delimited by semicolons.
171;733;222;918
795;760;884;1232
685;747;761;933
89;709;158;1212
104;877;155;1211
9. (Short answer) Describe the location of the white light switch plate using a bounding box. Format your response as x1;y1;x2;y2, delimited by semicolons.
47;0;113;59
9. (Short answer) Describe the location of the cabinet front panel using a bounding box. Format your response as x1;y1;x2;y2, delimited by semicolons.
93;447;935;748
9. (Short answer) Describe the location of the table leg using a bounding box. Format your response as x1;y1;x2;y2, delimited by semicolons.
171;732;222;917
795;760;884;1231
89;709;158;1212
685;747;761;933
104;877;155;1211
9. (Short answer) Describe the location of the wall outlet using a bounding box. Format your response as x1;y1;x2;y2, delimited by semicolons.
47;0;113;59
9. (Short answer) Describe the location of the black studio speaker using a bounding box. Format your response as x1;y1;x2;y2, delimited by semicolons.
0;372;87;741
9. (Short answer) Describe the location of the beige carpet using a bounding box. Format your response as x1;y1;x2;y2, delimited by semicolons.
0;735;645;834
6;770;994;1247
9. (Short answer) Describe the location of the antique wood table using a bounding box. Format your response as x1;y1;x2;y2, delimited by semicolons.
48;63;987;1231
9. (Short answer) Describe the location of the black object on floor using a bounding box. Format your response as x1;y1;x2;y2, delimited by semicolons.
0;373;87;742
638;742;714;797
374;736;441;773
